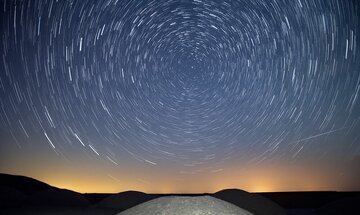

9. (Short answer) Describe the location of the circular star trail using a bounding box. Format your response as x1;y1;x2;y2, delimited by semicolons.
1;0;360;176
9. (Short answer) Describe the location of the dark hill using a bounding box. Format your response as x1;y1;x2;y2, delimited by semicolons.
24;188;90;207
0;173;90;208
213;189;286;215
0;173;53;195
0;186;27;208
96;191;156;210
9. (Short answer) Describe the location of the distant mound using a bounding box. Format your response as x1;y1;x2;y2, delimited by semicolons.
83;193;112;204
117;196;252;215
0;173;52;195
97;191;155;210
213;189;286;215
24;188;90;207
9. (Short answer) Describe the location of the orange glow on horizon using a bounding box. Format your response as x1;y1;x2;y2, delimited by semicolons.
1;153;356;193
29;172;345;194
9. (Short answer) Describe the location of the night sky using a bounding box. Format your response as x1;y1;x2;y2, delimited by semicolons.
1;0;360;193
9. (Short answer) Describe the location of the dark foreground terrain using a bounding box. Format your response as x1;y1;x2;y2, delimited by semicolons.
1;173;359;215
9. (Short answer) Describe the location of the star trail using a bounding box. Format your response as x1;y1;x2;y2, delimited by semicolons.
0;0;360;193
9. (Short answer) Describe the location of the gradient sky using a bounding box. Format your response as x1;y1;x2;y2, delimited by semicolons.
0;0;359;193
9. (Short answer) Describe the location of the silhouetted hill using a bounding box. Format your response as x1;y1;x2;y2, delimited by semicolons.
0;186;27;208
83;193;112;204
24;187;90;207
0;173;53;195
0;173;55;208
0;173;90;209
213;189;286;215
96;191;156;210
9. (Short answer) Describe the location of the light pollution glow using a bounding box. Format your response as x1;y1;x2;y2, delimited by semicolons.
1;145;359;193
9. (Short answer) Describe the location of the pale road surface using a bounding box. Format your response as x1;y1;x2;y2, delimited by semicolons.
118;196;253;215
